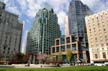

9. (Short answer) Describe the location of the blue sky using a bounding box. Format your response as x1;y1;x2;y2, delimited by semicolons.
0;0;108;53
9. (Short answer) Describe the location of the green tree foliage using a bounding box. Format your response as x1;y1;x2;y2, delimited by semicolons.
58;51;62;62
66;49;72;63
16;53;25;61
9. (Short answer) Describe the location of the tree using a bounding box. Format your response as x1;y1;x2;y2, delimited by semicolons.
16;53;25;61
58;51;62;62
66;49;72;63
52;55;56;62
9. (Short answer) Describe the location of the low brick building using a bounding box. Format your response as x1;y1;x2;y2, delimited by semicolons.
51;35;90;63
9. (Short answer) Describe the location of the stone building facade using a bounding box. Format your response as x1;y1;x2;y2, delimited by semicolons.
0;2;23;61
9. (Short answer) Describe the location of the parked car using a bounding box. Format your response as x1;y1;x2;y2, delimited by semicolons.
94;63;104;66
104;62;108;66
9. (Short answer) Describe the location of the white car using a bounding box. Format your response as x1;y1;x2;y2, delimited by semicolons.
104;62;108;66
94;63;104;66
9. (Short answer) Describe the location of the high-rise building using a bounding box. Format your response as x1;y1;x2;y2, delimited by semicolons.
26;8;61;55
67;0;92;50
0;2;23;61
85;11;108;63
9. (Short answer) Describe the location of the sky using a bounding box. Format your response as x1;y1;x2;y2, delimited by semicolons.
0;0;108;53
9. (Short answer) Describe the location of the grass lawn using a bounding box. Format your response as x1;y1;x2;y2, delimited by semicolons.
0;66;108;71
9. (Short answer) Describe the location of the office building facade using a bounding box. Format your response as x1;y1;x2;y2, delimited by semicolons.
0;2;23;61
51;35;90;63
85;11;108;63
26;8;61;55
67;0;92;49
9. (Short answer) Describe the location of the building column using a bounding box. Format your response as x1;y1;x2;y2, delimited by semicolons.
76;41;80;61
89;48;94;63
28;55;32;64
32;55;35;64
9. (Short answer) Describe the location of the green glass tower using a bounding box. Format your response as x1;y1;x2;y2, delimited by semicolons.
26;8;61;55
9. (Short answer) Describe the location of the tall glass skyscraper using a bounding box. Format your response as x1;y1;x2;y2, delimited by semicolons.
68;0;92;49
26;8;61;55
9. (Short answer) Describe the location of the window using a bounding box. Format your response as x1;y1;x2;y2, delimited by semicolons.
56;40;59;45
80;54;83;59
56;47;59;52
79;37;83;42
101;44;104;47
105;36;107;38
97;48;99;51
102;48;104;50
98;23;99;26
72;44;76;50
97;17;98;20
66;37;70;43
72;36;76;42
95;37;97;41
103;52;106;59
61;46;65;52
95;54;98;59
67;45;70;49
103;29;106;31
4;46;6;50
4;35;8;45
52;47;55;53
8;48;10;51
106;43;108;46
61;38;65;44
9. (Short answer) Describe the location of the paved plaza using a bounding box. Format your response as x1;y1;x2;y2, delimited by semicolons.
0;64;57;68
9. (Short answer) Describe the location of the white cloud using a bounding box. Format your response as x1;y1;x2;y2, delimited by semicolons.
27;0;40;10
81;0;97;8
26;4;41;17
26;9;36;17
81;0;108;12
20;0;41;17
48;0;69;13
1;0;20;15
16;0;27;10
12;0;69;18
17;0;69;18
57;11;66;25
57;11;66;34
0;0;8;3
